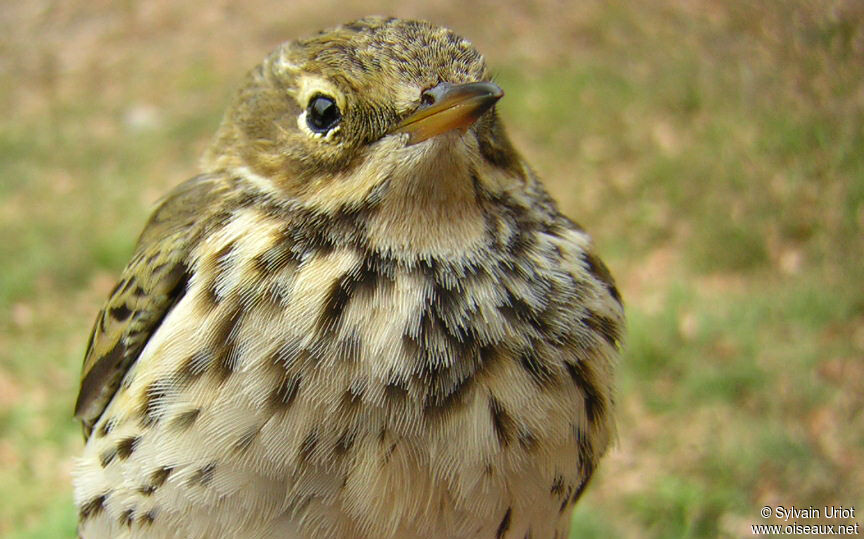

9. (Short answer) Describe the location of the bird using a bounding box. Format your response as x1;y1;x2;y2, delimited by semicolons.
72;16;623;539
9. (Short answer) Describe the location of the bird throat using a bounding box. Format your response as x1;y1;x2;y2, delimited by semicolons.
364;134;489;260
270;132;493;261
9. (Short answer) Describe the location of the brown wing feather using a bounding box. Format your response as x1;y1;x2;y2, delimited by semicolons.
75;173;229;438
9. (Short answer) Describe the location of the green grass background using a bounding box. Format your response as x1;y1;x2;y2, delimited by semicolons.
1;1;862;536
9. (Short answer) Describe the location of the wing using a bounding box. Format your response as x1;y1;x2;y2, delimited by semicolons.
74;173;229;438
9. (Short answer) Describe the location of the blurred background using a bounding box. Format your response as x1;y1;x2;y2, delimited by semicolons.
1;0;862;536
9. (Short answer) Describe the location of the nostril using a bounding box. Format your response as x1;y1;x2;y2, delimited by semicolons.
419;82;454;107
420;92;435;106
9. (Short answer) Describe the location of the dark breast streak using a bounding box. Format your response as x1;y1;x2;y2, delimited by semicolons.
201;189;621;443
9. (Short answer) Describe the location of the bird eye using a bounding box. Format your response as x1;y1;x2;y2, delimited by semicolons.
306;95;341;133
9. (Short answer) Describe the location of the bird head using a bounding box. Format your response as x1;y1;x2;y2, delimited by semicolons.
203;16;522;213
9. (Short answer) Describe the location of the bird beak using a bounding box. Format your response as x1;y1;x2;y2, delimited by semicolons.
394;81;504;145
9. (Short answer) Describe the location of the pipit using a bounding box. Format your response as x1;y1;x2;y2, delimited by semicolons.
73;16;623;539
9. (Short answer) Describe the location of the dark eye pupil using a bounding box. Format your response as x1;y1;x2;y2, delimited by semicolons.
307;96;341;133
